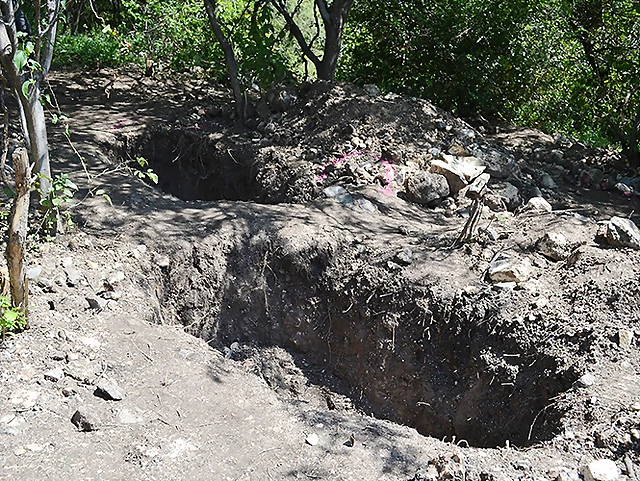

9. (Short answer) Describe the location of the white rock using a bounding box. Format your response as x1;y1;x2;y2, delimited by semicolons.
597;217;640;249
488;255;533;283
107;271;125;286
576;373;596;388
80;337;101;349
537;232;569;261
618;329;634;349
430;158;468;195
305;433;320;446
581;459;620;481
615;182;633;194
523;196;552;213
44;368;64;382
9;389;40;409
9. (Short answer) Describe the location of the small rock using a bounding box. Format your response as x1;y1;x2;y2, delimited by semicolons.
540;173;557;190
537;232;570;261
615;182;633;194
522;196;552;213
581;459;620;481
498;182;521;211
575;373;596;388
404;171;450;205
27;265;43;281
71;406;101;432
64;266;83;287
618;329;634;349
85;295;107;310
323;185;349;198
534;297;549;309
95;378;124;401
488;255;533;283
44;368;64;382
9;389;40;410
66;352;80;362
429;158;468;195
13;447;27;456
61;387;76;397
117;408;143;424
395;249;413;266
107;271;125;286
514;459;532;470
557;472;580;481
305;433;319;446
596;217;640;249
154;255;171;268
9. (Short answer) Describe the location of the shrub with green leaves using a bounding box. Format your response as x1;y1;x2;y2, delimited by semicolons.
0;295;27;340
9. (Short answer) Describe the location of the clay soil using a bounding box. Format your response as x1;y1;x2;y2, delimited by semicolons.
2;69;640;481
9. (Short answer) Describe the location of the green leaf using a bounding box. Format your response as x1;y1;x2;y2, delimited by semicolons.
3;310;18;324
147;171;159;184
21;79;36;99
51;113;59;124
13;49;28;72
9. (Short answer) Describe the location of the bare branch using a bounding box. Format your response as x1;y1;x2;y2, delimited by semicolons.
271;0;320;68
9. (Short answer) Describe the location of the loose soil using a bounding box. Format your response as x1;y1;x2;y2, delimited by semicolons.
2;69;640;480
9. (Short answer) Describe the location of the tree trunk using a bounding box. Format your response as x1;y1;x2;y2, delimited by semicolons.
6;148;30;322
20;87;52;196
204;0;245;120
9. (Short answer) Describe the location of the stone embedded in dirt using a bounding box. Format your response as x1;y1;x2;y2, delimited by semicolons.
429;158;468;195
395;249;413;266
44;368;64;382
95;378;124;401
475;147;518;179
557;472;580;481
581;459;620;481
85;295;107;310
537;232;570;261
575;373;596;388
488;255;533;283
522;196;552;213
596;217;640;249
484;192;508;212
71;406;101;432
404;171;450;205
64;265;83;287
363;84;381;96
615;182;633;194
467;173;490;199
498;182;521;211
153;254;171;268
618;329;634;349
539;173;557;190
305;433;319;446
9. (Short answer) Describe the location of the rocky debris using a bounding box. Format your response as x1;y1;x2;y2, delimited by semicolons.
537;232;570;261
615;182;633;195
581;459;620;481
404;171;450;205
429;159;468;195
596;217;640;249
305;433;319;446
618;329;634;349
85;294;107;310
363;84;381;96
575;373;596;388
394;249;413;266
476;147;518;179
521;196;552;213
95;378;124;401
71;406;101;432
44;368;64;382
497;182;521;211
106;271;125;288
488;255;533;283
539;172;557;190
484;192;508;212
412;453;465;481
9;388;40;410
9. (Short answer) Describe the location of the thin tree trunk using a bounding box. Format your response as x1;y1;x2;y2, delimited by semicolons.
204;0;245;120
6;148;30;322
20;87;52;196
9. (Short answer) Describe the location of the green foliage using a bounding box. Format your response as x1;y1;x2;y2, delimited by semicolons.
55;27;142;67
133;157;159;184
0;295;27;339
39;174;78;233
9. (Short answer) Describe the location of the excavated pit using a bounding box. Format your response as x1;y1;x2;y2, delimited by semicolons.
146;198;574;449
125;125;577;449
131;129;318;203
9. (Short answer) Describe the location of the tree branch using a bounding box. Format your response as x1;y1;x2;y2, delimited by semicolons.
270;0;320;68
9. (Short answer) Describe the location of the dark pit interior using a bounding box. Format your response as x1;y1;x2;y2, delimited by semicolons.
136;134;573;449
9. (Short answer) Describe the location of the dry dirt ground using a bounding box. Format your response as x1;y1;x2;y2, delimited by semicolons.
2;69;640;481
